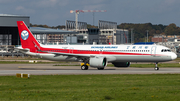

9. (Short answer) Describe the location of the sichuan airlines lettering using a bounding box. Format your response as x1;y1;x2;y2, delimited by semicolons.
91;46;118;48
16;21;177;70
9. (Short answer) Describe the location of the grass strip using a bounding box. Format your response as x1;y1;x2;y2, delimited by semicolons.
0;74;180;101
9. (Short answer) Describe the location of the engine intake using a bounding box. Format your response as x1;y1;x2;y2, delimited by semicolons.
89;57;107;68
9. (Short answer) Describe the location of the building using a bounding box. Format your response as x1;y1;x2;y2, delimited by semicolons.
66;20;129;44
0;14;77;46
115;29;129;44
0;14;30;45
30;27;77;44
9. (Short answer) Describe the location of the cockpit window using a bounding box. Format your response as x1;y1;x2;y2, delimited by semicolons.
161;49;171;52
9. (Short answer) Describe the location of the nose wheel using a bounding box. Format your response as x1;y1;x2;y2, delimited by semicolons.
154;62;159;70
154;67;159;70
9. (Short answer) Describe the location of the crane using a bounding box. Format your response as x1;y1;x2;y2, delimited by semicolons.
70;10;107;31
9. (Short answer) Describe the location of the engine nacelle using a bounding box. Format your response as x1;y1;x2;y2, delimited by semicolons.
112;62;130;67
89;57;107;68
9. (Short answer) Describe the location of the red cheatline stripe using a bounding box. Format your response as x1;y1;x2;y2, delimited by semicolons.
30;48;166;56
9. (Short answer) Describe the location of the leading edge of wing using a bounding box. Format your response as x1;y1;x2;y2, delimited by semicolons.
39;50;90;57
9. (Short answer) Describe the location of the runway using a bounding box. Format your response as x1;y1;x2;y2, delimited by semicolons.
0;64;180;75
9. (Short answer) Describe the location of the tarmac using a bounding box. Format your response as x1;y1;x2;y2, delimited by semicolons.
0;64;180;75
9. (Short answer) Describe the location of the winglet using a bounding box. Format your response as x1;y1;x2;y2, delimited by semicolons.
17;21;41;52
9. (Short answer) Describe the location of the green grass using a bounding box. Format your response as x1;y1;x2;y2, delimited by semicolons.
0;74;180;101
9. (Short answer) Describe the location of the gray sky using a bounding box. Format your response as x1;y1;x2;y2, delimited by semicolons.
1;0;180;26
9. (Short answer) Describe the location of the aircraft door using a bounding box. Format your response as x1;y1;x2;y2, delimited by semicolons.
151;46;156;56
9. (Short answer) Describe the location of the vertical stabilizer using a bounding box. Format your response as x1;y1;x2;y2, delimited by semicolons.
17;21;41;52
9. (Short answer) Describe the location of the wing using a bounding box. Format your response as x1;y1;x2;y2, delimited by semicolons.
40;50;89;57
39;50;90;61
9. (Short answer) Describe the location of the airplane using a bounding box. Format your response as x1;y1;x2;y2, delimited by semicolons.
16;21;177;70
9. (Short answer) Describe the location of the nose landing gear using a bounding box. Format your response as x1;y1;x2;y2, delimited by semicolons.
154;62;159;70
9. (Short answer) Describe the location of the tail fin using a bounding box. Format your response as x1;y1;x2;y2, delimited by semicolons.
17;21;41;52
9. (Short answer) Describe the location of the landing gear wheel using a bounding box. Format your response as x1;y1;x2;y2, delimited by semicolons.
154;67;159;70
81;65;88;70
97;68;104;70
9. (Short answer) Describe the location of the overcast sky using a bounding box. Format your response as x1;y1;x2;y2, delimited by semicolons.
1;0;180;26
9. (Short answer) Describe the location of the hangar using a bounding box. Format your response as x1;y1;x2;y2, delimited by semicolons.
0;14;77;46
0;14;29;45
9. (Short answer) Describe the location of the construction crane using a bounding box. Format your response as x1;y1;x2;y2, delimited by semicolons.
70;10;107;31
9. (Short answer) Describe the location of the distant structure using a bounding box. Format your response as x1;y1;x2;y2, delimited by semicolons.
30;27;77;44
98;20;117;29
66;20;87;30
65;20;129;44
66;20;88;43
0;14;29;45
152;35;167;43
0;14;129;46
98;20;128;44
70;10;107;31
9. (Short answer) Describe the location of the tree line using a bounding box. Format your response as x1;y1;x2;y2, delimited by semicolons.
30;23;180;43
118;23;180;42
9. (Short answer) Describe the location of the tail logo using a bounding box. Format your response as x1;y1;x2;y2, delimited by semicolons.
21;30;29;40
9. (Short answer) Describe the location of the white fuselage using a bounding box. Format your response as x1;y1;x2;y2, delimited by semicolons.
22;44;177;63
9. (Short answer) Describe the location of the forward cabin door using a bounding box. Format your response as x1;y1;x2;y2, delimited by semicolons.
151;46;156;56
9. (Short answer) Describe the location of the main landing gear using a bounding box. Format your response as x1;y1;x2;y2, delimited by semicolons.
80;63;105;70
81;63;89;70
81;65;89;70
154;62;159;70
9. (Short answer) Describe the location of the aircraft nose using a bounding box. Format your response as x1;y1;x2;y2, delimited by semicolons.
171;53;177;60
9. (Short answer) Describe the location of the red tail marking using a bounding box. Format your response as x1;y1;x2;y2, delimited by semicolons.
17;21;41;52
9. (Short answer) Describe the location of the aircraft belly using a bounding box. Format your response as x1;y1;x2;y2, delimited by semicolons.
114;55;171;62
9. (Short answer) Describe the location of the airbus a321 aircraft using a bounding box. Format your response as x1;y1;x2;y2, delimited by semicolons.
16;21;177;70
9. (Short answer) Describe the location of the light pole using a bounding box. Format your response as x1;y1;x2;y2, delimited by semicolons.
146;30;149;42
131;28;133;44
